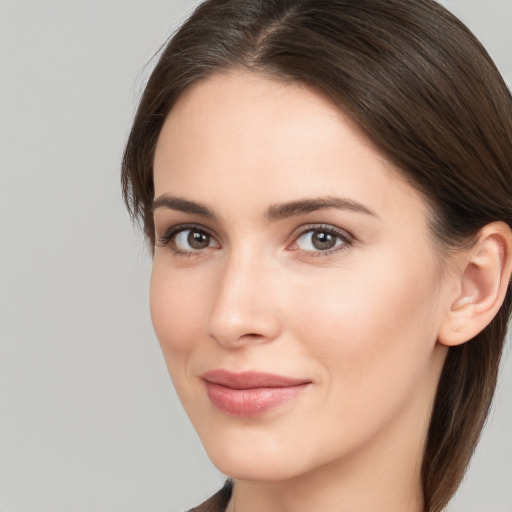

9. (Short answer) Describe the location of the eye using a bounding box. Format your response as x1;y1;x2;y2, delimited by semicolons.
157;224;220;255
174;229;215;251
291;225;352;255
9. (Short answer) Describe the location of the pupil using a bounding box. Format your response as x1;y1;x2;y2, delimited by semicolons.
188;231;209;249
313;231;336;250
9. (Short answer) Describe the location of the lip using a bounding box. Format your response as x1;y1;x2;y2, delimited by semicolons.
201;370;311;417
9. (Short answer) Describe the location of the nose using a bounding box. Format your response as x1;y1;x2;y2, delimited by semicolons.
206;250;282;349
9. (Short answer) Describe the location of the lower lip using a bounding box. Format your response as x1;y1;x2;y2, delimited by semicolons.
204;382;310;417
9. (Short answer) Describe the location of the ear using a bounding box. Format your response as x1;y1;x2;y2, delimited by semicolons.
438;222;512;347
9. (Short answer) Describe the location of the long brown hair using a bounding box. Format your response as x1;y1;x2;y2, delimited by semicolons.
121;1;512;510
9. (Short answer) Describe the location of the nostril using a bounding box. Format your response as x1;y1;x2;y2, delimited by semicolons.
207;313;282;349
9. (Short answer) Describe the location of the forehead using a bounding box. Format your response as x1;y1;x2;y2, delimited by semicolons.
153;71;428;227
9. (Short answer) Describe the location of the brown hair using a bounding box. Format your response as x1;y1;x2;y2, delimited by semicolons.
121;1;512;510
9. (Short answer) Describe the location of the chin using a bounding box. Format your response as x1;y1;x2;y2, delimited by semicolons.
202;425;346;485
209;451;304;482
197;425;305;482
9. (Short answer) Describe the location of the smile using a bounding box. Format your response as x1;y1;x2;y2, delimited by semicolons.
201;370;311;417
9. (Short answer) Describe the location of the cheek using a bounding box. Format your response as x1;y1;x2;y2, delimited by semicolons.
278;261;444;461
149;262;208;366
287;253;443;399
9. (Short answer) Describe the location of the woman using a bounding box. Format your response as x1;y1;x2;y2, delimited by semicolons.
121;1;512;511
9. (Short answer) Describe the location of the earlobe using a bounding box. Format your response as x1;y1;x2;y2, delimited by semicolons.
438;222;512;347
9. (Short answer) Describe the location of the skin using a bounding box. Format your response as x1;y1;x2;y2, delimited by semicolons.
150;71;461;512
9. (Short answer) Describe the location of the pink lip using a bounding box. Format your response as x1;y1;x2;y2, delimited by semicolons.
201;370;311;417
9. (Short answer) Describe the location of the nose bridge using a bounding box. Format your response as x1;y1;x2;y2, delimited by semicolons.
207;244;281;348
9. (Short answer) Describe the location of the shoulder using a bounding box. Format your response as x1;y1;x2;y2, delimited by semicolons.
187;480;233;512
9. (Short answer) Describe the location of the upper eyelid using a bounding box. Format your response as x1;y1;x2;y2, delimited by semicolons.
159;222;215;236
291;223;354;241
158;221;352;235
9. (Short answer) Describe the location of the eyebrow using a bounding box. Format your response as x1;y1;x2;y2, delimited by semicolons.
152;194;378;221
152;195;217;217
264;196;378;221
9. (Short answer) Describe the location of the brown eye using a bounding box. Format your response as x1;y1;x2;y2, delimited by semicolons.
174;229;215;251
294;226;351;254
311;230;338;250
188;230;210;249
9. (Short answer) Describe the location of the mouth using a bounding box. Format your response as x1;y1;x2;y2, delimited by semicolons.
201;369;312;417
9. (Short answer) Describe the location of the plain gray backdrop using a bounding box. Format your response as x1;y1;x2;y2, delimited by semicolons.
1;1;511;511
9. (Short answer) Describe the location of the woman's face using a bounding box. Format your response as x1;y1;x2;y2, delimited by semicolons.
151;72;453;482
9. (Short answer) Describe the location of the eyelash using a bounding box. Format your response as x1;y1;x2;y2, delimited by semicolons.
156;223;354;258
156;223;214;257
290;223;353;257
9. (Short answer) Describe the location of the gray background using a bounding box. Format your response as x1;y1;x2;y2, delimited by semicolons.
0;1;511;511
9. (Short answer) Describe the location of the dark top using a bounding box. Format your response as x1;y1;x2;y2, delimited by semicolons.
187;480;233;512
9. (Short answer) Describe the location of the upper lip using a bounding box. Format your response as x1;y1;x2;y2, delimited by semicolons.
201;369;311;390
